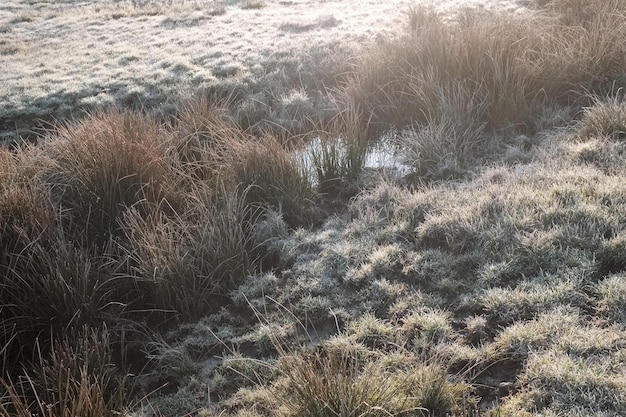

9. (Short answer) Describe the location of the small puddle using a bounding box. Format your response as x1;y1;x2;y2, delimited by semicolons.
295;133;412;185
365;135;410;174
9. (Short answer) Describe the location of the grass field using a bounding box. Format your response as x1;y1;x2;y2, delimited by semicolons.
0;0;529;140
0;0;394;139
3;0;626;416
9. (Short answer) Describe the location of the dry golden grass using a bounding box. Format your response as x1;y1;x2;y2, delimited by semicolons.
347;0;626;137
227;134;317;228
0;327;128;417
44;109;178;244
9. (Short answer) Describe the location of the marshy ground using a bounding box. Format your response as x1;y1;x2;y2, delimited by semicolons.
2;1;626;416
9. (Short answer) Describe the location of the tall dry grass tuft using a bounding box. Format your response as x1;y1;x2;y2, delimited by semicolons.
344;7;536;132
1;146;128;371
0;147;56;265
534;0;623;27
578;93;626;140
0;185;54;270
276;348;410;417
540;1;626;98
123;184;254;320
0;227;126;373
346;2;626;136
227;134;317;228
170;94;248;183
45;109;177;246
308;102;371;195
397;118;486;180
0;327;128;417
274;344;475;417
172;95;320;227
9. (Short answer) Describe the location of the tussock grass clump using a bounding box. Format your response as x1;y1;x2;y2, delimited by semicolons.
173;96;318;228
275;345;474;417
345;243;406;285
228;135;317;228
578;93;626;140
46;109;177;246
0;146;56;263
308;104;371;195
0;141;136;395
0;184;54;268
345;314;397;350
171;94;248;182
517;350;626;415
400;309;454;349
412;163;626;273
217;351;276;391
533;0;623;27
398;118;486;179
345;7;546;132
145;337;202;383
596;274;626;325
0;229;126;373
480;273;588;325
271;88;321;133
490;308;582;363
346;179;435;241
124;186;254;320
0;327;128;417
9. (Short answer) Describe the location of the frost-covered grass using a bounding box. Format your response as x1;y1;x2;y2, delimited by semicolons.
3;0;626;416
0;0;397;139
0;0;531;140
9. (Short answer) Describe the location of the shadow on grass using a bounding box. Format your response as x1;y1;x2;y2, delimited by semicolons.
0;83;176;143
